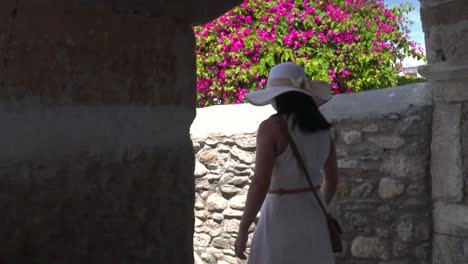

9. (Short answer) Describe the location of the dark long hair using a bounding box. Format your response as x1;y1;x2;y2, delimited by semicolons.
274;91;331;133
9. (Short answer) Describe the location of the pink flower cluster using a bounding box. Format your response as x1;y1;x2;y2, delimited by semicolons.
324;3;351;22
194;0;426;107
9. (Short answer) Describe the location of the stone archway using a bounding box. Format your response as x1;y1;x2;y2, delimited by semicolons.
0;0;466;263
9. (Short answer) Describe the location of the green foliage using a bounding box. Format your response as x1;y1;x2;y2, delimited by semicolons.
397;76;427;86
194;0;426;107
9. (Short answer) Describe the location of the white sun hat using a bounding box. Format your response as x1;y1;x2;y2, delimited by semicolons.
244;62;332;106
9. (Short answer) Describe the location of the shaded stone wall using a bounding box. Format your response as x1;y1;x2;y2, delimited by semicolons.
191;84;433;264
420;0;468;64
0;0;242;262
419;0;468;262
463;103;468;203
1;143;195;263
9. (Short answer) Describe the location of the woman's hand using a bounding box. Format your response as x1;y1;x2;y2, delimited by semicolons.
234;230;248;260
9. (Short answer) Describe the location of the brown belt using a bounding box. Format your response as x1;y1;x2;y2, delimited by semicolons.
268;186;321;195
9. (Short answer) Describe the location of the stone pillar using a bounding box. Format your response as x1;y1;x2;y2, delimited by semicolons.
419;0;468;263
0;0;241;263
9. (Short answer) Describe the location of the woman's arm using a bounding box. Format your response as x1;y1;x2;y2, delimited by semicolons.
321;136;339;205
238;120;277;233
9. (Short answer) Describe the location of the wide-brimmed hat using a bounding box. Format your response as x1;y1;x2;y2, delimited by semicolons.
245;62;332;106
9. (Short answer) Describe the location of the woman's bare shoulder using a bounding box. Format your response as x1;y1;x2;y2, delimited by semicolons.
259;115;283;134
258;115;289;149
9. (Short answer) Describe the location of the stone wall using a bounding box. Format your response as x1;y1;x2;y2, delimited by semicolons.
428;84;468;264
191;84;434;263
0;0;242;262
420;0;467;65
463;103;468;203
192;134;256;264
419;0;468;261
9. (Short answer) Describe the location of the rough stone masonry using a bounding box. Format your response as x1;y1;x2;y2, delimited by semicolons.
191;84;434;264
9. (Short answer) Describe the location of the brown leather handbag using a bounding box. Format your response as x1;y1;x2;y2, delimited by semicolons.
286;129;343;253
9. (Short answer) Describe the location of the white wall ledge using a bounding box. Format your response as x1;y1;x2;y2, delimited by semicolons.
191;83;432;138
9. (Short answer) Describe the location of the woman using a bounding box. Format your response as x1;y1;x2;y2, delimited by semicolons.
234;62;339;264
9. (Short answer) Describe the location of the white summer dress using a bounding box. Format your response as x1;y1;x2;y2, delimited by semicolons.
247;116;335;264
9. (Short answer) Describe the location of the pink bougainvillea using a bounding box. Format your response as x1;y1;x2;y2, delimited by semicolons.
194;0;425;107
